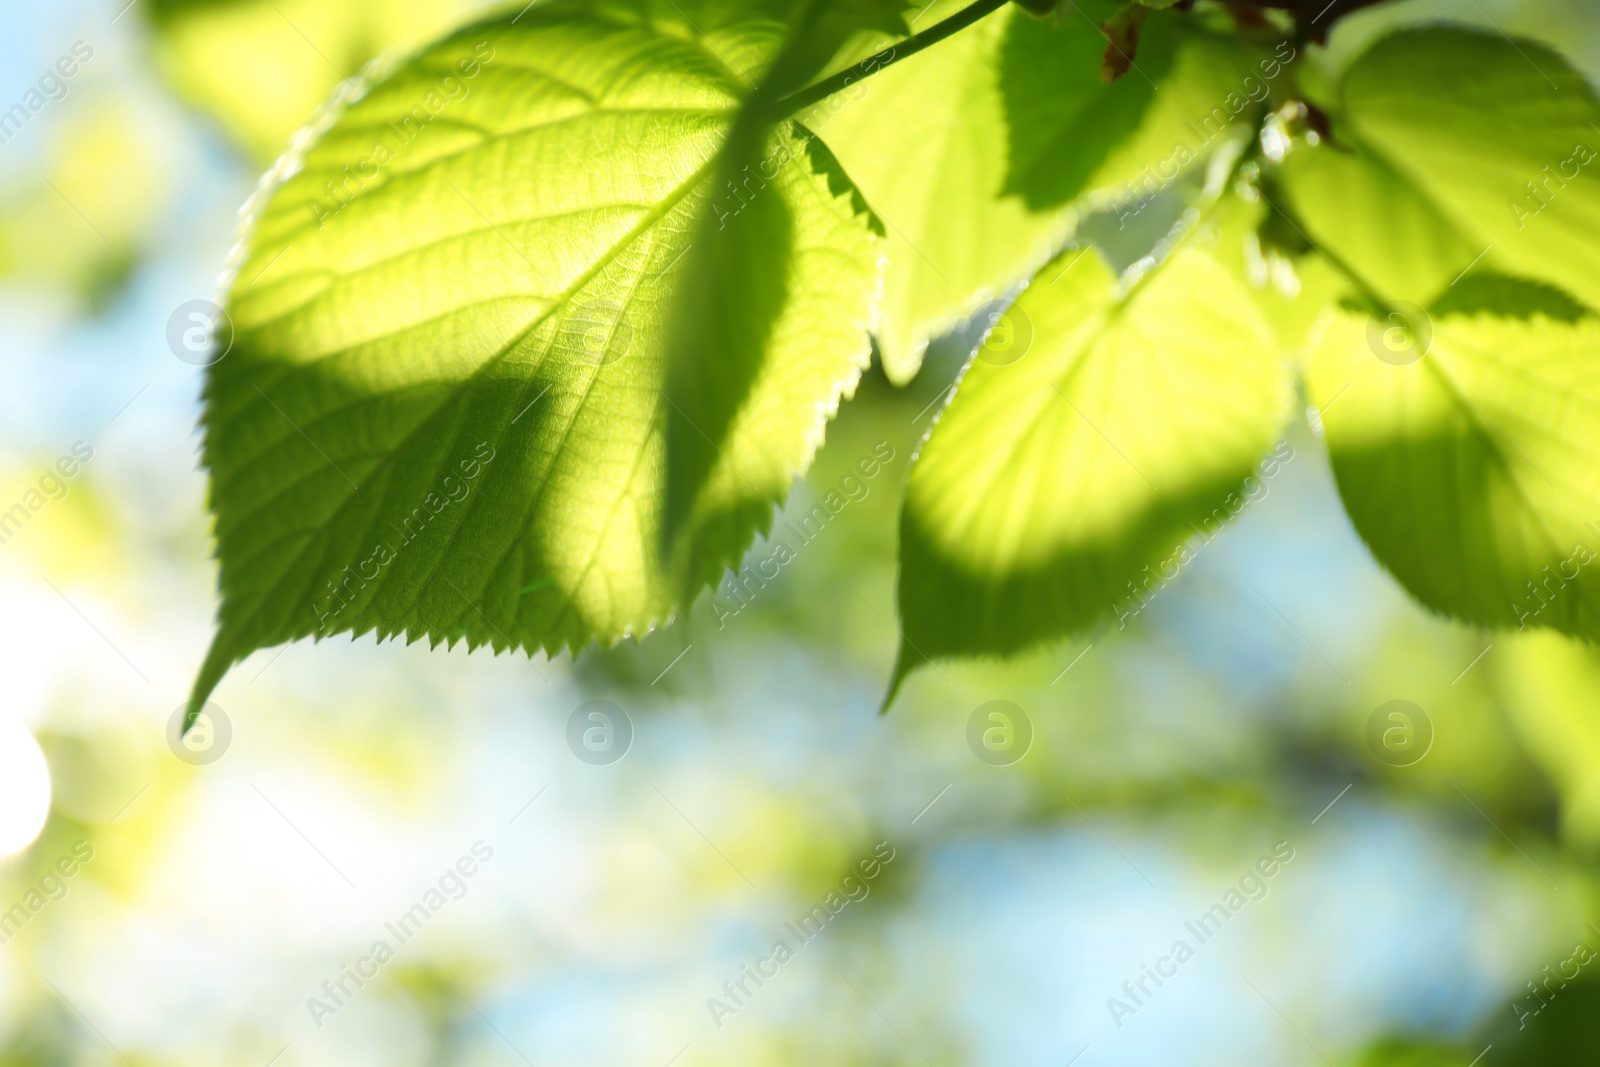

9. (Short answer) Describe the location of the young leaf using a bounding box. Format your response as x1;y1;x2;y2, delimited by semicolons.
814;1;1063;383
1335;26;1600;312
1274;136;1484;307
1309;274;1600;639
661;123;884;591
144;0;473;162
190;2;884;713
818;3;1280;382
999;10;1283;214
890;234;1289;699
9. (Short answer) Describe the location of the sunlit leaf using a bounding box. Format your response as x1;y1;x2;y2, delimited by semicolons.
1308;274;1600;640
1500;630;1600;850
818;3;1278;382
1275;135;1483;306
999;7;1281;213
191;2;884;712
890;230;1288;699
815;1;1062;383
1337;26;1600;312
146;0;483;161
662;123;884;591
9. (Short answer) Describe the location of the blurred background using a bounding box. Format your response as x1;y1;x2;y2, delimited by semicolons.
4;0;1600;1064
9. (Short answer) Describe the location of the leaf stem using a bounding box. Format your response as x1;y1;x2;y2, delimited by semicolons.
772;0;1011;120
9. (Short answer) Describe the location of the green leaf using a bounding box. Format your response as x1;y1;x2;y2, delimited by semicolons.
814;1;1064;383
661;123;884;589
1333;26;1600;311
999;10;1283;213
145;0;477;162
1500;630;1600;850
1308;273;1600;640
817;3;1283;382
1274;135;1484;306
890;227;1290;699
190;2;884;713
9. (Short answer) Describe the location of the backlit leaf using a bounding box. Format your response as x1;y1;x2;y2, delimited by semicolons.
890;229;1289;699
818;3;1281;382
1308;274;1600;639
190;2;885;713
1335;27;1600;311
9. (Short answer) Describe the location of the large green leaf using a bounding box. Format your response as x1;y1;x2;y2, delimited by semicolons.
190;2;886;712
661;121;884;588
999;7;1280;212
1308;274;1600;640
1274;135;1483;306
817;3;1279;383
890;232;1289;698
1313;26;1600;310
813;1;1061;383
1280;27;1600;641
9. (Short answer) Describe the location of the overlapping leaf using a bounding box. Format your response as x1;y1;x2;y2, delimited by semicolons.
1275;136;1482;306
814;1;1060;383
145;0;478;162
1343;28;1600;312
891;234;1288;698
1308;275;1600;639
190;1;888;712
818;1;1276;382
1282;26;1600;642
1279;26;1600;309
999;7;1278;213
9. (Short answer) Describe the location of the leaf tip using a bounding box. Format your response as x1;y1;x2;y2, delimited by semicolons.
880;643;924;714
185;634;238;735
